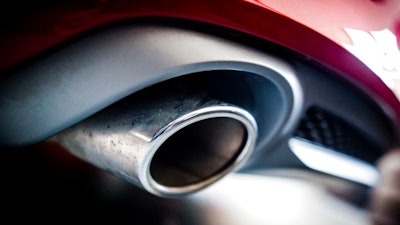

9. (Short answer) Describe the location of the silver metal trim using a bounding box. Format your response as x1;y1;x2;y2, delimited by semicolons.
289;137;379;187
0;25;303;148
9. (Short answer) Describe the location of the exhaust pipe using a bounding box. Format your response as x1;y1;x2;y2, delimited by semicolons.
54;93;257;198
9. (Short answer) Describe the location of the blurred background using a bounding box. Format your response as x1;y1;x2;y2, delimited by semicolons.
0;143;372;225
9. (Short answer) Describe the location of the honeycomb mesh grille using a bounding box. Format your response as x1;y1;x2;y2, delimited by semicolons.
294;106;382;164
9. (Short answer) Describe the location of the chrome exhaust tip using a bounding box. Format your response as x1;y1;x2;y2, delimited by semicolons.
55;95;257;198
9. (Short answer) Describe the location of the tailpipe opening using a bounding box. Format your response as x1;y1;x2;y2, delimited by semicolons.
151;117;247;188
54;94;257;198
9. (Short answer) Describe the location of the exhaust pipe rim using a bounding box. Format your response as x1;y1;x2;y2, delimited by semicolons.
55;97;258;198
139;105;258;197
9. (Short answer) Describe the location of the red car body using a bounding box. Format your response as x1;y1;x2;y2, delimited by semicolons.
1;0;399;113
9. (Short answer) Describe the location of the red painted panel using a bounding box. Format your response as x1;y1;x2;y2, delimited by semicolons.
1;0;399;116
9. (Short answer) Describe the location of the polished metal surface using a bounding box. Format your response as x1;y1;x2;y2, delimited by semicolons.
55;94;257;197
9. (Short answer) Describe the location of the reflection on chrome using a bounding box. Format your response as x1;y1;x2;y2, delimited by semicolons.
55;95;257;198
289;137;380;187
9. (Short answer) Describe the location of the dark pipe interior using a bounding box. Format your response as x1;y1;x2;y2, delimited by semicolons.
150;117;247;187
